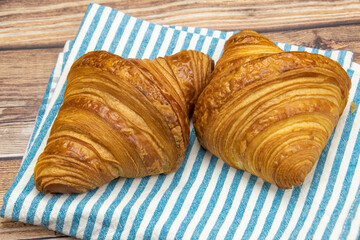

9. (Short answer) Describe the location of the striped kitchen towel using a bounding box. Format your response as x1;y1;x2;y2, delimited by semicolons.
1;3;360;239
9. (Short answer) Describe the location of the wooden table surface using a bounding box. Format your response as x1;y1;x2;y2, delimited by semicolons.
1;0;359;239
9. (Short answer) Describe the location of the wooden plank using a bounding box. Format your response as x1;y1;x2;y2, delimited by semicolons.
0;48;62;156
0;218;76;239
264;24;360;63
1;0;360;49
0;158;21;208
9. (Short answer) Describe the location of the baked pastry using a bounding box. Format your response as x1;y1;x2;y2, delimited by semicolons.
34;50;214;193
193;30;351;189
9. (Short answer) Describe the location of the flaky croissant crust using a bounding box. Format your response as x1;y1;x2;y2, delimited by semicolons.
193;30;351;189
34;50;214;193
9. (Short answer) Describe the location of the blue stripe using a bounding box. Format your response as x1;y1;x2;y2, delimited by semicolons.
108;14;131;53
111;177;150;240
257;189;285;240
207;29;214;37
127;175;166;238
337;51;347;67
165;29;181;56
143;129;196;238
181;32;194;50
194;28;201;34
55;194;78;233
72;3;95;44
95;9;118;50
82;179;118;239
69;189;99;237
241;182;272;239
41;194;62;228
283;44;291;52
191;164;230;239
207;170;243;239
182;26;188;32
97;178;134;240
149;27;168;59
324;50;332;58
207;37;220;58
157;147;207;239
220;31;227;39
340;179;360;238
272;186;302;239
224;175;258;239
174;156;218;239
26;192;45;224
120;19;143;58
136;23;155;58
195;35;206;51
298;46;305;52
75;6;105;60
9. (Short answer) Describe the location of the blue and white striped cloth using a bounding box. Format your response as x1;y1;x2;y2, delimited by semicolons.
1;3;360;239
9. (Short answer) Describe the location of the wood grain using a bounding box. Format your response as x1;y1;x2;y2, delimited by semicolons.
0;48;62;157
1;0;360;49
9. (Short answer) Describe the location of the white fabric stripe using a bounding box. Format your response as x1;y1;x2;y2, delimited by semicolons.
172;30;188;53
330;50;340;62
200;36;212;54
343;52;353;70
101;12;123;51
105;175;160;240
85;7;112;53
157;28;175;57
86;180;126;239
195;168;237;239
166;151;214;239
312;66;360;238
213;30;221;39
47;194;72;231
94;179;142;239
75;186;109;239
247;184;279;240
215;172;253;239
128;21;150;58
234;180;267;238
114;17;138;55
150;141;203;238
348;208;360;239
265;190;293;239
186;33;200;51
142;25;162;58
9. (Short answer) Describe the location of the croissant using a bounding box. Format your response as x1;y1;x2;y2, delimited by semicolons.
193;30;351;189
34;50;214;193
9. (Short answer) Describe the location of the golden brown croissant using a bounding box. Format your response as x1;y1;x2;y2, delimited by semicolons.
34;50;214;193
193;30;351;189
